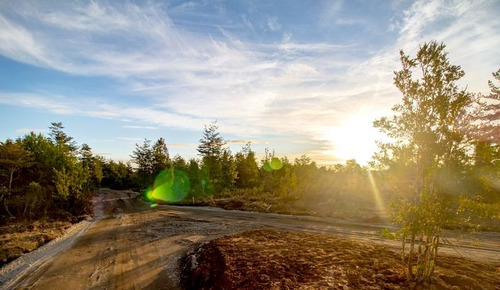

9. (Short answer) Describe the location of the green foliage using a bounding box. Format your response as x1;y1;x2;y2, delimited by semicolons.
101;160;136;190
373;41;497;281
196;122;235;195
234;143;261;189
49;122;77;152
0;122;103;220
130;139;154;187
475;69;500;143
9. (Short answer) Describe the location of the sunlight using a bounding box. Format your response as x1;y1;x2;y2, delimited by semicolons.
323;115;382;164
367;170;386;215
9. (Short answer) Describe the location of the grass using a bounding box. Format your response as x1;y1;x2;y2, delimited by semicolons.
0;220;72;266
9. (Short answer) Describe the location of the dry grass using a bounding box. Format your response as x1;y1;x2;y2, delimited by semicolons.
0;220;72;266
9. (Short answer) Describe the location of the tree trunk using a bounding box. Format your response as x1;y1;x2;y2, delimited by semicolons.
3;168;15;217
8;167;14;195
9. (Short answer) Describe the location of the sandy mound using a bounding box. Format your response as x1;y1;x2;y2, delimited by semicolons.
180;229;500;289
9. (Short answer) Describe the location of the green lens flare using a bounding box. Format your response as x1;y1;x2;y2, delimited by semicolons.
270;157;283;170
145;188;154;201
151;168;190;202
263;161;273;172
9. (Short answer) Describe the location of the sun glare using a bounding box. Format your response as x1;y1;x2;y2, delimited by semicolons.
323;115;382;165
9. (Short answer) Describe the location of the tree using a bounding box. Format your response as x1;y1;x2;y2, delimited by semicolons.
80;144;103;192
49;122;77;152
0;140;32;216
131;139;154;188
197;122;227;194
373;41;478;281
220;148;237;190
476;69;500;143
151;138;171;175
197;122;225;159
469;69;500;202
101;160;136;190
172;154;188;171
235;143;261;189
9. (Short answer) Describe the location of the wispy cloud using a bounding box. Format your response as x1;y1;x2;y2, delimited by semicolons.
227;140;257;145
122;125;158;130
116;137;143;141
267;17;281;31
167;143;198;148
0;0;498;164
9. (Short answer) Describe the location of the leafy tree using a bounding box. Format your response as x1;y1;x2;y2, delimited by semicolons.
293;154;316;195
185;159;203;198
235;143;261;189
101;160;136;190
80;144;103;192
220;148;237;190
0;140;32;216
373;41;478;281
23;182;43;220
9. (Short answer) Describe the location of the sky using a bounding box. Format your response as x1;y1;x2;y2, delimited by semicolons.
0;0;499;166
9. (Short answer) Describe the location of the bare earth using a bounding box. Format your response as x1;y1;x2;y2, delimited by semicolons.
1;189;499;289
180;229;499;289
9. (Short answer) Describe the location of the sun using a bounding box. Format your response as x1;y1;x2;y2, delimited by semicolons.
323;115;383;165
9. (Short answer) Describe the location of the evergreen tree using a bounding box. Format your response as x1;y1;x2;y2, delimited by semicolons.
151;137;171;175
49;122;77;152
197;122;227;194
131;139;154;188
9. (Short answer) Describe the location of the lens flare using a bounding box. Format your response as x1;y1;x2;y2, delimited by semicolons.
263;157;283;171
263;162;273;172
144;187;154;202
151;168;190;203
270;157;283;170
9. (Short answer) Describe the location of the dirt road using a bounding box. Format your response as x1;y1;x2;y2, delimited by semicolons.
1;189;499;289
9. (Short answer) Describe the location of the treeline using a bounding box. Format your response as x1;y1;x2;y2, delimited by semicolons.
0;123;102;221
1;117;498;222
127;123;382;210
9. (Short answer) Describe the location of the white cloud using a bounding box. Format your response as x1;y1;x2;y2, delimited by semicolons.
117;137;143;141
0;0;498;164
267;17;281;31
122;125;158;130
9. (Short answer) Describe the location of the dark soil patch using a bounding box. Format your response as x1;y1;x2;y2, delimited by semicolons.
180;229;500;289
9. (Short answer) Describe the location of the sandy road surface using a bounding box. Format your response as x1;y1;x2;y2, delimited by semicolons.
1;189;499;289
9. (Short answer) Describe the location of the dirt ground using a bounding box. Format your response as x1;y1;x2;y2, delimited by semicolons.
180;229;500;289
1;189;499;289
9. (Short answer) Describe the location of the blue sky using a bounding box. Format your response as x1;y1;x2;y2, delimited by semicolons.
0;0;499;165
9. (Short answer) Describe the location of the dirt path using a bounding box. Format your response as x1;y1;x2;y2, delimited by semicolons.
1;189;499;289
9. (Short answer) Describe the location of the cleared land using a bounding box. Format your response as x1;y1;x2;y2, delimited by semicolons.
1;189;499;289
180;229;499;289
